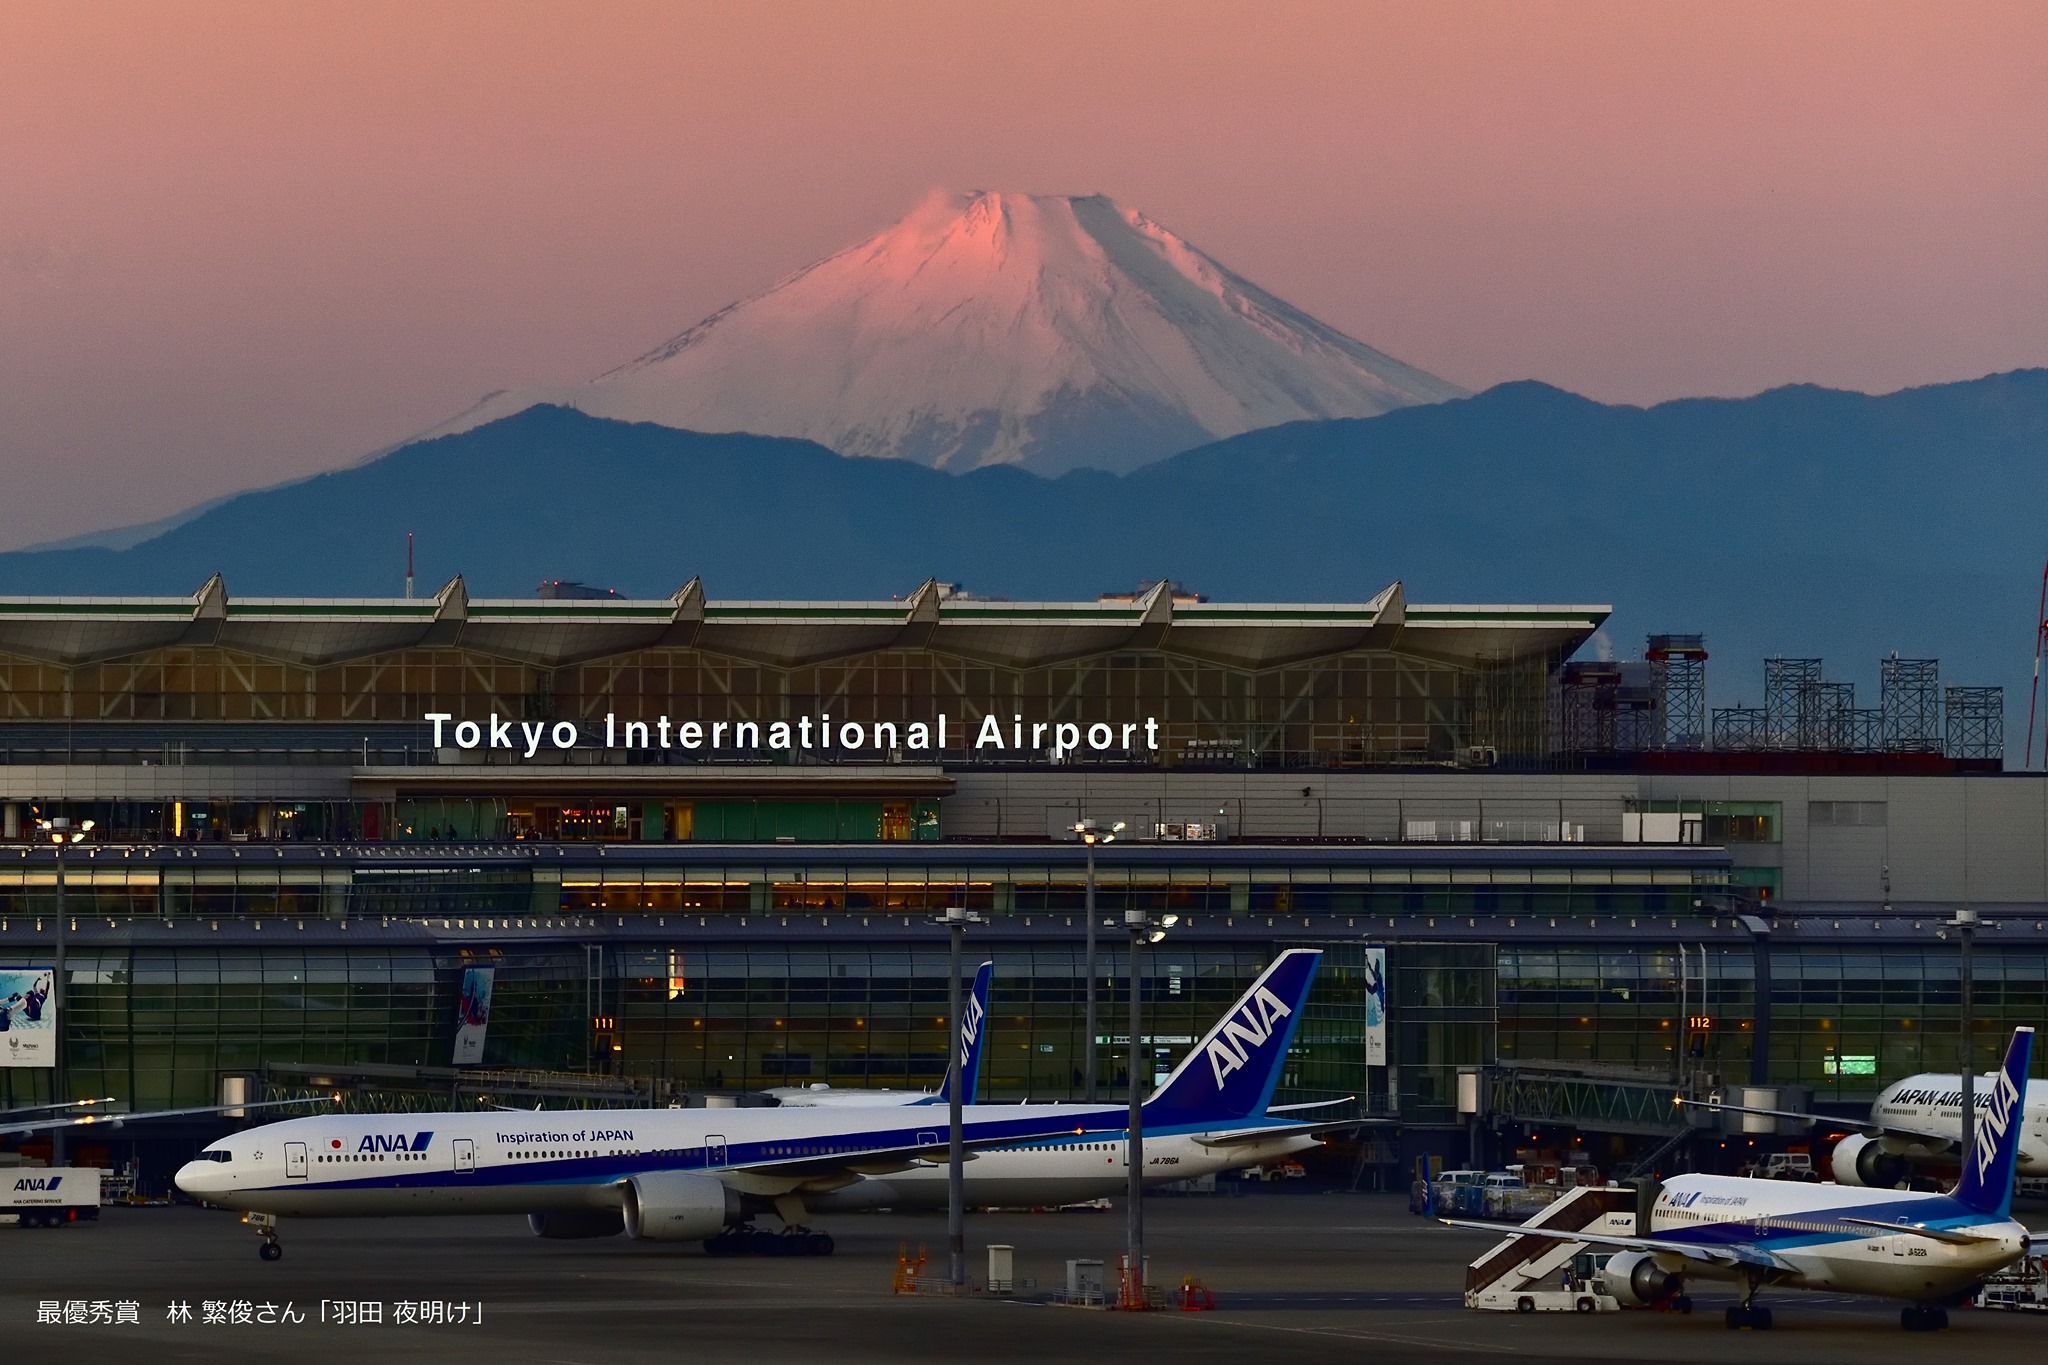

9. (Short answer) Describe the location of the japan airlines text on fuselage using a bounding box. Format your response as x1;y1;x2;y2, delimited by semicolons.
1870;1074;2048;1171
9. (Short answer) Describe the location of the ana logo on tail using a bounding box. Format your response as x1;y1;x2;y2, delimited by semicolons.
1205;986;1293;1086
959;992;985;1069
1976;1065;2022;1184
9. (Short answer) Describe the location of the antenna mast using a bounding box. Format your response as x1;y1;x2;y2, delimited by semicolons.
405;531;415;600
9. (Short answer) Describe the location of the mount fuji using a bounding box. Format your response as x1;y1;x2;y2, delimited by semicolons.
420;190;1465;475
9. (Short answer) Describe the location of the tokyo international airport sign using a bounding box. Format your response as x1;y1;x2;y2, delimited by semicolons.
423;711;1164;761
0;968;56;1067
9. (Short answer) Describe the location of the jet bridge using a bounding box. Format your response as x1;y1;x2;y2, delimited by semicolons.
1488;1060;1700;1139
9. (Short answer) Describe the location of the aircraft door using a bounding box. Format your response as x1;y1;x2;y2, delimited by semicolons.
454;1138;476;1173
705;1135;727;1167
284;1142;308;1180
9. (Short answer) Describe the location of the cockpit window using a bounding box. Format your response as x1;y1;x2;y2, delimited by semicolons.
199;1151;232;1163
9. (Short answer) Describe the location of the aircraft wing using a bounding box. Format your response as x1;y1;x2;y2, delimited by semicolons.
1439;1217;1792;1272
1194;1119;1359;1148
0;1097;333;1138
1677;1097;1954;1146
1267;1097;1357;1115
727;1127;1113;1181
1834;1217;2000;1246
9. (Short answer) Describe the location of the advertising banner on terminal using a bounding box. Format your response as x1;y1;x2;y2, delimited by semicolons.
452;967;495;1066
1362;947;1387;1067
0;968;56;1067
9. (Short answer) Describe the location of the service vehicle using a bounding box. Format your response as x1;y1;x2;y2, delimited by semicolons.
0;1167;100;1228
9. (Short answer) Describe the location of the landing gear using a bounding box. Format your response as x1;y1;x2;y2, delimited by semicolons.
1901;1305;1949;1331
701;1224;835;1257
242;1211;282;1262
1723;1272;1772;1330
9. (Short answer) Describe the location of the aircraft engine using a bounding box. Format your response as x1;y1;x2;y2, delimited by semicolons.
527;1210;625;1239
620;1172;742;1242
1599;1250;1682;1306
1829;1133;1908;1188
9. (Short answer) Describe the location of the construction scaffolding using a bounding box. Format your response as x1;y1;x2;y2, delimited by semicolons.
1763;658;1825;749
1946;687;2004;761
1559;662;1660;755
1646;634;1707;750
1881;657;1943;752
1565;638;2003;764
1712;705;1768;751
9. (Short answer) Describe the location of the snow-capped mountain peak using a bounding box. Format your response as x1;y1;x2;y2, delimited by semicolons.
430;190;1465;474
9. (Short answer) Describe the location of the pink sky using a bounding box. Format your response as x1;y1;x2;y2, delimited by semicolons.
2;0;2044;549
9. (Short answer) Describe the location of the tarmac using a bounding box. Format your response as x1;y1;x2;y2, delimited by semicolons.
4;1189;2043;1364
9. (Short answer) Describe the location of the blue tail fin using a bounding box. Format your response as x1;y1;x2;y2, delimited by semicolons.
921;960;994;1106
1141;949;1321;1129
959;961;993;1104
1950;1025;2034;1218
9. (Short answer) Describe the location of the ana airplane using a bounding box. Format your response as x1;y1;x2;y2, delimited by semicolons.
1447;1025;2039;1332
177;949;1342;1260
761;962;992;1108
1687;1065;2047;1189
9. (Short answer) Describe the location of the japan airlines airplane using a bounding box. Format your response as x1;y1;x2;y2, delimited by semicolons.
1687;1067;2048;1189
177;950;1339;1260
761;962;993;1108
1447;1026;2038;1332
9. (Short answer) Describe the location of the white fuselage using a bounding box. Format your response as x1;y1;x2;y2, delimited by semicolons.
175;1104;1314;1219
1870;1075;2048;1173
1647;1173;2029;1301
761;1086;941;1108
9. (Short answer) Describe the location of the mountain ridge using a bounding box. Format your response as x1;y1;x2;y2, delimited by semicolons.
2;369;2043;722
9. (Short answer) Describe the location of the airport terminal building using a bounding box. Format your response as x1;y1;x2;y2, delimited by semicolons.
1;576;2043;1173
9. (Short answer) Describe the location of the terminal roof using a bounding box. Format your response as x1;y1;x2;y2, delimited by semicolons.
0;576;1609;670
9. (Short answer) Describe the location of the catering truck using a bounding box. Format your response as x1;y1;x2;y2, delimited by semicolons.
0;1168;100;1228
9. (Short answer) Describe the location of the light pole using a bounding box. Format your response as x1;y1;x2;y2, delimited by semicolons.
1121;906;1176;1309
39;817;93;1165
1951;907;1979;1173
937;904;984;1288
1073;820;1123;1103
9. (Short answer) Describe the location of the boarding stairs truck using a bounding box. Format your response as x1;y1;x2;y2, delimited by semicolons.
1462;1184;1634;1313
0;1168;101;1228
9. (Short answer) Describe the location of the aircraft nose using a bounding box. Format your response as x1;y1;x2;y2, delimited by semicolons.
173;1159;219;1196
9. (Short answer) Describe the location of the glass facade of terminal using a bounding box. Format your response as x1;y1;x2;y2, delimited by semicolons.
0;641;1557;766
0;842;2036;1120
0;857;1721;922
9;936;2040;1116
